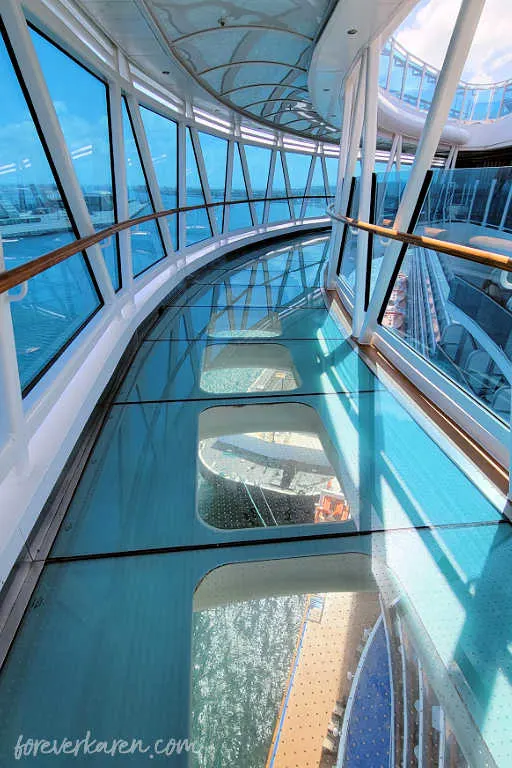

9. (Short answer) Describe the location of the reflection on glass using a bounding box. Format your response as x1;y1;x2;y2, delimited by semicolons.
185;128;212;245
383;241;512;422
208;307;282;338
244;144;272;224
285;151;311;217
268;152;291;223
304;156;327;218
0;28;101;391
324;156;339;196
197;403;346;529
192;558;469;768
140;105;178;249
11;256;100;392
122;99;165;276
200;343;300;394
30;27;120;290
198;131;228;233
338;179;361;293
229;144;253;231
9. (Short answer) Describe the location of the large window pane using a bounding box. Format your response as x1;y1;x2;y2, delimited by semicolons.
244;143;272;223
140;105;178;250
228;143;252;231
0;28;100;392
403;61;422;106
198;131;227;233
122;99;165;276
185;128;212;246
338;178;361;293
388;51;406;97
268;152;291;223
285;152;311;217
304;157;326;218
30;27;120;291
324;156;339;196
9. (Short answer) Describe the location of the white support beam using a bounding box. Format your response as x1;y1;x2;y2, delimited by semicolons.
263;149;277;224
353;39;380;338
189;127;219;237
126;95;176;258
238;143;257;226
301;152;317;220
359;0;486;344
108;80;132;289
177;121;187;248
223;139;235;232
1;0;114;304
327;54;367;287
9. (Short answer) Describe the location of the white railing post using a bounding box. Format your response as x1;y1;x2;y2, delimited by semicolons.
359;0;486;344
353;39;380;338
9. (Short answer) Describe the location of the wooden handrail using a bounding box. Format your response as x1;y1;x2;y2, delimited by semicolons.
328;207;512;274
0;194;331;295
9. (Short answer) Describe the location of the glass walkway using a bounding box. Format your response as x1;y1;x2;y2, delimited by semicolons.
0;232;510;767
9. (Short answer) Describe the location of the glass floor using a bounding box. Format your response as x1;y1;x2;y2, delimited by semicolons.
0;232;510;766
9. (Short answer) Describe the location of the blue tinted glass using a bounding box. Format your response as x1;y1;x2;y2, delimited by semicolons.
324;156;338;196
185;129;212;245
0;29;100;392
388;52;406;96
228;143;252;231
140;106;178;250
449;87;465;119
472;89;491;121
30;28;120;291
10;255;100;392
244;143;272;204
403;62;422;106
269;152;291;223
304;157;326;218
379;42;391;88
122;99;165;276
285;152;311;216
489;87;504;119
198;131;227;233
419;71;437;110
501;85;512;116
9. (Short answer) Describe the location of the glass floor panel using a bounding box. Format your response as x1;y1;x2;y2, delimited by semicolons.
1;527;511;766
0;233;510;768
114;337;380;403
147;304;348;342
51;389;500;557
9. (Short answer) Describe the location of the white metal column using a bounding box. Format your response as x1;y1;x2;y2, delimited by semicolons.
2;0;114;304
353;39;380;338
108;80;133;289
326;54;367;287
359;0;486;344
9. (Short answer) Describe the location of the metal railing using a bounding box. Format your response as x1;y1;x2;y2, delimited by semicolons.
381;37;512;122
0;194;332;295
328;206;512;274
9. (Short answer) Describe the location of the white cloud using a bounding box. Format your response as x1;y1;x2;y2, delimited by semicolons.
395;0;512;84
